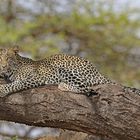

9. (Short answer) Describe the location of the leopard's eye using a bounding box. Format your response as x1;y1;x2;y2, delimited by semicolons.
0;48;3;53
7;57;13;62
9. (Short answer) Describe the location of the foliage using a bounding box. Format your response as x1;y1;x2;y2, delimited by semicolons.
0;0;139;87
11;136;18;140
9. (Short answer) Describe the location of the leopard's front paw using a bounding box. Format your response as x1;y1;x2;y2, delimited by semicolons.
0;91;7;98
0;86;8;98
0;92;6;97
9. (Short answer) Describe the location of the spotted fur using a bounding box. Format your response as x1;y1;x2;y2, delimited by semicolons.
0;47;139;97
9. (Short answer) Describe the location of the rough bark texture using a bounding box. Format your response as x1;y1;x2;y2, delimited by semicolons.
0;78;140;140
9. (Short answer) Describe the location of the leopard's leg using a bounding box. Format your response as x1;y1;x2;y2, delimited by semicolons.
58;82;98;96
0;76;45;97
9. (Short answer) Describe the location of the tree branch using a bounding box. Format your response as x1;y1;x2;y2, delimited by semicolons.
0;78;140;140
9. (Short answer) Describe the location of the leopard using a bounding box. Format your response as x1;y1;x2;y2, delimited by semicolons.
0;47;139;97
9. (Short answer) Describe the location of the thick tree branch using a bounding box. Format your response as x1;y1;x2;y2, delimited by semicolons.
0;78;140;140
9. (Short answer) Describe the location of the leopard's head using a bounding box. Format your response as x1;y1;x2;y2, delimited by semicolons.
0;46;19;77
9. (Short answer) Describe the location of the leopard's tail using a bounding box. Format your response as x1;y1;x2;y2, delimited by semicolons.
123;86;140;95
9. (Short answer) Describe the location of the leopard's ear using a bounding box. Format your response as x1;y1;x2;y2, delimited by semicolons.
12;45;19;53
0;48;3;52
0;48;3;55
0;48;6;54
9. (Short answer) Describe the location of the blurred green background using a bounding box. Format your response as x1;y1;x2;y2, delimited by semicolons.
0;0;139;139
0;0;140;88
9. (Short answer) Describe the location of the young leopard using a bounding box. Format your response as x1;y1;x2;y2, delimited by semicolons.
0;47;139;97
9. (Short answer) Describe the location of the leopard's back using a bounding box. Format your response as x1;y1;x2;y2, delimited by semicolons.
39;54;113;89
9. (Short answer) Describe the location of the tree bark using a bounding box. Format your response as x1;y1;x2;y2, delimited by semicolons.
0;78;140;140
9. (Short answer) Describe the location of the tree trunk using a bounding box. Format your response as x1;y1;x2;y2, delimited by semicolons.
0;78;140;140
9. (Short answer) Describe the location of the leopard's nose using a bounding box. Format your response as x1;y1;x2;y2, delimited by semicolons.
2;65;7;69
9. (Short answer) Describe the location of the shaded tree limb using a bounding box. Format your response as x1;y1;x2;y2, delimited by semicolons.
0;78;140;140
